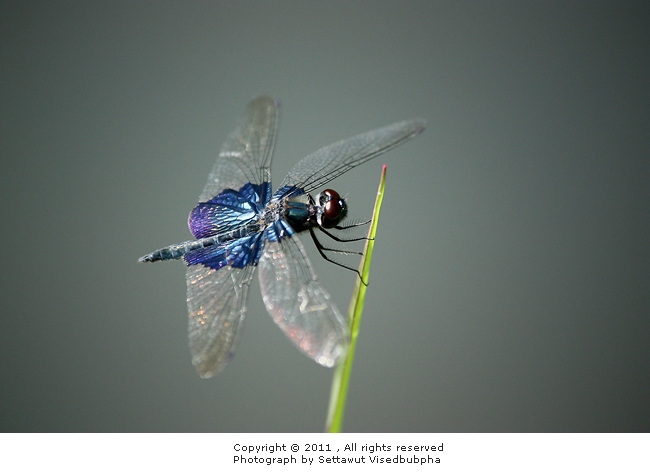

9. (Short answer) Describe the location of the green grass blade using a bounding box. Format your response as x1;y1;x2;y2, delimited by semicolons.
325;164;387;433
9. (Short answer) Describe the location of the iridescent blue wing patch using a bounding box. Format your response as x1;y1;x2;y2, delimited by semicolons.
188;182;270;239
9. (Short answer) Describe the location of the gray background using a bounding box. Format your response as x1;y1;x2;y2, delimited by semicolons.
1;1;648;432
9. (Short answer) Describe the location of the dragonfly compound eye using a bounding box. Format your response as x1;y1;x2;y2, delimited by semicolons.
320;189;347;228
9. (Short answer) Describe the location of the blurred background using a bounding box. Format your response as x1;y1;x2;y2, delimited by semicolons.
1;1;648;432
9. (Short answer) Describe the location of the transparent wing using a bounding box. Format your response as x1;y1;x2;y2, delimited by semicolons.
279;118;426;193
186;262;256;378
198;95;279;203
258;234;348;367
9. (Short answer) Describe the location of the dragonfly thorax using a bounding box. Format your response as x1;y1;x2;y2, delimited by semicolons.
280;188;347;233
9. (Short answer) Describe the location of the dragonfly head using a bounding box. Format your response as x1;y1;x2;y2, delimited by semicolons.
316;189;348;229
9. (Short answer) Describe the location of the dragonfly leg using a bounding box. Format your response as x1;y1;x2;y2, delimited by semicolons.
334;218;371;230
309;228;368;286
318;224;373;244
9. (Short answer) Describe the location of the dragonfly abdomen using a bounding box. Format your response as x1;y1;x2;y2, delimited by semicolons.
138;223;262;263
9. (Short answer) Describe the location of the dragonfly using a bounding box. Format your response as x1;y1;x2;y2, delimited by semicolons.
139;96;426;378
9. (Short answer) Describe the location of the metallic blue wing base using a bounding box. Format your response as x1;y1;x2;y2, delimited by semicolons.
189;182;271;239
264;217;295;243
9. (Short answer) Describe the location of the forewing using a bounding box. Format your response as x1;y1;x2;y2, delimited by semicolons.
186;262;256;378
279;118;426;193
198;95;279;202
258;233;348;367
